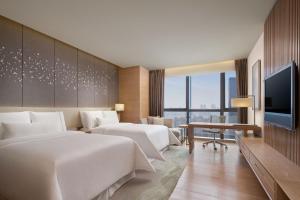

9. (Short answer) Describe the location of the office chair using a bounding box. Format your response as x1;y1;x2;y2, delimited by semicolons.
202;115;228;150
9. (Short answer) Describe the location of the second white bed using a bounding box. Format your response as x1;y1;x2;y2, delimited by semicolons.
91;123;180;160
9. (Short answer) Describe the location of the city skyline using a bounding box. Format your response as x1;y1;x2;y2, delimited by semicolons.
164;71;237;139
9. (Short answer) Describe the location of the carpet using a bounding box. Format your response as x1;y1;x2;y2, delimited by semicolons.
111;146;189;200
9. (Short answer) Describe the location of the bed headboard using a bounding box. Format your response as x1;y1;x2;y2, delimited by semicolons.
0;107;112;129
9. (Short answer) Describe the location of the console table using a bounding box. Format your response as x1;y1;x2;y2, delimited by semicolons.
236;134;300;200
187;122;261;153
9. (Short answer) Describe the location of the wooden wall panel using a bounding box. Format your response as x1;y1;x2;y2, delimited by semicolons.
94;58;108;107
0;17;22;106
54;41;78;107
264;0;300;166
0;16;119;108
119;66;149;123
139;67;149;119
78;51;94;107
23;27;55;107
119;66;141;123
107;63;118;107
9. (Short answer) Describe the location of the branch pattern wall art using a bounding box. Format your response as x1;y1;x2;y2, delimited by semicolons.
0;16;118;107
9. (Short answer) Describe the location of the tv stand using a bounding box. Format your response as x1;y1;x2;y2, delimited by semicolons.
236;133;300;200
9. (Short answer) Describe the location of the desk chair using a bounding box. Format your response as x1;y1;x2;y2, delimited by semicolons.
202;115;228;150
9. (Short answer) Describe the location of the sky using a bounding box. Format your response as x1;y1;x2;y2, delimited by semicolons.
164;71;236;109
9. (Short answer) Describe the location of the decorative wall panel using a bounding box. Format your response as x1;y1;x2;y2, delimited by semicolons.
23;27;55;106
264;0;300;166
94;58;108;107
0;17;22;106
0;16;119;108
54;41;78;107
78;51;94;107
107;63;119;107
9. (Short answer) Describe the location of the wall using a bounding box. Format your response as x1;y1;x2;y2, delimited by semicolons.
165;60;235;76
264;0;300;166
0;16;118;108
139;67;149;119
247;33;264;129
118;66;149;123
119;66;140;123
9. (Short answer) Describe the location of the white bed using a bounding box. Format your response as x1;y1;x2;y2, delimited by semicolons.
0;112;154;200
80;111;181;160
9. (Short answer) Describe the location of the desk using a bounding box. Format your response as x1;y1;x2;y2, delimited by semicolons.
187;122;261;153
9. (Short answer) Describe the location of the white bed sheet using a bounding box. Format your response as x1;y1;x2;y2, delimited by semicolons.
0;131;154;200
91;123;181;160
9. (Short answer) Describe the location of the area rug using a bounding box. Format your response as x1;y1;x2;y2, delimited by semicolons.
111;146;189;200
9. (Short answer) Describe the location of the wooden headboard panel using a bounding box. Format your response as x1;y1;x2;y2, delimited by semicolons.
0;107;112;129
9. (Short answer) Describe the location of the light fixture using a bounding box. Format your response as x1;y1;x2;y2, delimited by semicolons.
231;95;255;125
115;104;125;112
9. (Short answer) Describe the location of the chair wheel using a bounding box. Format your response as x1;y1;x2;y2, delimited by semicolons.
202;144;205;148
214;147;217;151
225;146;228;149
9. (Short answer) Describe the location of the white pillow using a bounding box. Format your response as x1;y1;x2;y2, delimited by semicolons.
96;117;117;126
80;111;103;129
0;112;31;139
2;123;56;139
102;111;119;124
30;112;67;132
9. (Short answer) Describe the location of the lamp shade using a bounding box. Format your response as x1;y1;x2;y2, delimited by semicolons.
115;104;125;111
231;97;253;108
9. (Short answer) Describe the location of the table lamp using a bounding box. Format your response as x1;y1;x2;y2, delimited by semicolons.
115;104;124;121
115;104;125;112
231;95;255;125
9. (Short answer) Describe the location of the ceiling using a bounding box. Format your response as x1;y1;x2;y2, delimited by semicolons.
0;0;276;69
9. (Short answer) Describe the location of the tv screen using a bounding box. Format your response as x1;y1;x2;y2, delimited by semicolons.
264;62;297;130
265;67;291;114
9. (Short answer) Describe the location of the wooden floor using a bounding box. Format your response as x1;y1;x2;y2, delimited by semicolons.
170;140;268;200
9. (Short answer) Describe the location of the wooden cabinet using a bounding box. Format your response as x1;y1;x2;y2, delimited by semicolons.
236;134;299;200
248;151;276;199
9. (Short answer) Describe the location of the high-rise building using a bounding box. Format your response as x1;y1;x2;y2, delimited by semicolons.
228;77;237;107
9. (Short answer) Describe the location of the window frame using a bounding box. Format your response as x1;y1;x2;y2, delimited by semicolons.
164;72;237;124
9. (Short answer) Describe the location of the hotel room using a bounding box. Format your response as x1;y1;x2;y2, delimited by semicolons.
0;0;299;199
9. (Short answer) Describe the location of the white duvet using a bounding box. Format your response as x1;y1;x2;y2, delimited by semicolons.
91;123;181;160
0;132;154;200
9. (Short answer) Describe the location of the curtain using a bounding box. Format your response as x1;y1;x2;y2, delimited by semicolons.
235;59;248;124
149;69;165;117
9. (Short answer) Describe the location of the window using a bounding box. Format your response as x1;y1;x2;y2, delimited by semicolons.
164;76;186;108
191;74;220;109
225;71;237;108
164;71;237;139
164;111;187;127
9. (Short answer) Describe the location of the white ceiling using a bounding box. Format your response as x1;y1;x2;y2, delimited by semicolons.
0;0;276;69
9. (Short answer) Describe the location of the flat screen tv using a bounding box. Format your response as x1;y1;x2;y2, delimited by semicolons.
265;62;297;130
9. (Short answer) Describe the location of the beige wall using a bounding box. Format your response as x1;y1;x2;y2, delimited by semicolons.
247;33;264;130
